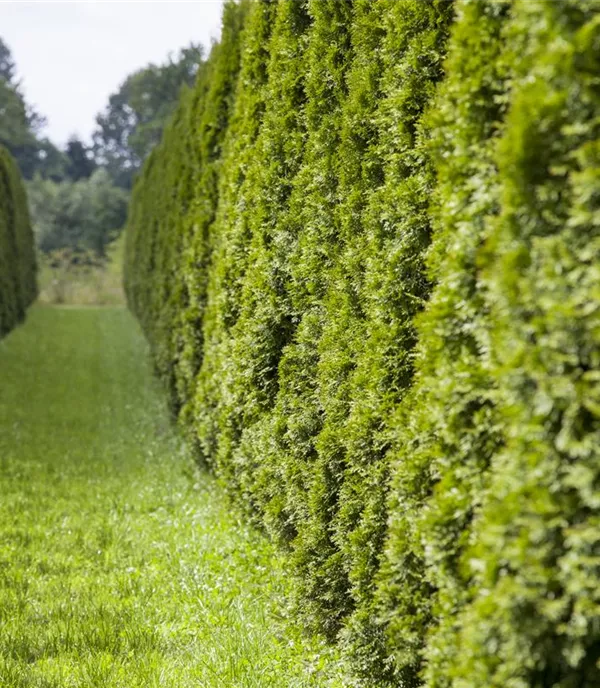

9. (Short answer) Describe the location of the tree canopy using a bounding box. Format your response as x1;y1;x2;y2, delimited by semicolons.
28;169;128;257
93;44;204;188
0;36;201;260
0;38;67;181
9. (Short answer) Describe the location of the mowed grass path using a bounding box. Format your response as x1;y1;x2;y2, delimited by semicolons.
0;306;346;687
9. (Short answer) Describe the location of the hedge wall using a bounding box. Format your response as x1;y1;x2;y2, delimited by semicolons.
0;145;37;338
125;1;600;685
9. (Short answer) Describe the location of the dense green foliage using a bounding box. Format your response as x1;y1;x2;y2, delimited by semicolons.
27;169;128;257
0;145;36;337
125;1;600;685
64;136;97;182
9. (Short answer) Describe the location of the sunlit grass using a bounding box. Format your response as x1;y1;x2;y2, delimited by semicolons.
0;306;348;687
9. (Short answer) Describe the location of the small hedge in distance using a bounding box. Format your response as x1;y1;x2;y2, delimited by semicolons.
125;1;600;685
0;145;37;338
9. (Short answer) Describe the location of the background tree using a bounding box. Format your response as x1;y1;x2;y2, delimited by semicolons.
93;44;204;188
0;38;16;83
28;169;128;257
0;37;67;180
65;136;96;181
0;34;205;263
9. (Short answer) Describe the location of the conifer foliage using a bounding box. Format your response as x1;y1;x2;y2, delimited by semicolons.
0;145;37;338
125;1;600;685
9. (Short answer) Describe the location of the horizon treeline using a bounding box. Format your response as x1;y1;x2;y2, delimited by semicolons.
0;36;203;190
0;37;204;262
0;145;36;337
125;1;600;686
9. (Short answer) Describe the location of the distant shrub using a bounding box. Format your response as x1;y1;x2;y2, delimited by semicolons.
125;1;600;685
37;242;124;306
0;145;37;337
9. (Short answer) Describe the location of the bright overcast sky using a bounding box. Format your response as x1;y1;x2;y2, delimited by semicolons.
0;1;224;147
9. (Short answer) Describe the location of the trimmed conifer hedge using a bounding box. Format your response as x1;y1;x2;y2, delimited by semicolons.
0;145;37;338
125;1;600;685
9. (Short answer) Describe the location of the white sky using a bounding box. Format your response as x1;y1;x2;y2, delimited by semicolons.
0;1;224;146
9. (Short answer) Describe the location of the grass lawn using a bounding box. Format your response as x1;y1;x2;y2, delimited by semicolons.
0;306;347;687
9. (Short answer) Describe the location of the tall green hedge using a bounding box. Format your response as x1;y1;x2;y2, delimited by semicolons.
0;145;36;338
125;1;600;685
